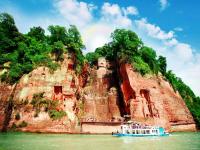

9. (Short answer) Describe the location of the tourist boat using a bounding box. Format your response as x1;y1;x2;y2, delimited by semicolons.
112;121;169;137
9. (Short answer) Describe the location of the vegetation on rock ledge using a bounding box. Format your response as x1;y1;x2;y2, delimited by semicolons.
30;92;67;120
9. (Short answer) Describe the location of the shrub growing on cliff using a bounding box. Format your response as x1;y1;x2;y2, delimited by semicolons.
11;121;28;129
48;110;67;120
15;112;20;120
132;56;151;76
11;123;17;129
18;121;28;128
139;46;159;75
51;41;64;61
0;72;7;82
31;92;58;114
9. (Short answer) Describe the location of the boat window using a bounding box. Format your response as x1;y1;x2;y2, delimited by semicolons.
146;130;150;134
138;130;141;134
142;130;145;134
156;130;158;134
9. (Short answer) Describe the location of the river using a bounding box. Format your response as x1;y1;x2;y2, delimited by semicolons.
0;132;200;150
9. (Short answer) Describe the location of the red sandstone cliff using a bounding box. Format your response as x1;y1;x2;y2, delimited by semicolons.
82;57;122;122
0;54;80;132
119;64;195;131
0;57;196;133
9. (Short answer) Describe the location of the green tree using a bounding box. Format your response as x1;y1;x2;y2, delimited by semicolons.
27;26;45;41
66;25;85;51
52;41;64;61
0;13;22;63
95;43;114;60
0;13;59;83
158;56;167;75
85;52;100;66
66;25;85;74
165;70;177;90
48;25;67;44
132;55;151;76
111;29;143;62
7;63;23;83
48;25;85;74
139;46;159;74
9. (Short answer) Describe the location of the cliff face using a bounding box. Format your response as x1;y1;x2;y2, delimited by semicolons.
82;57;122;122
0;56;196;132
0;54;80;132
119;64;195;131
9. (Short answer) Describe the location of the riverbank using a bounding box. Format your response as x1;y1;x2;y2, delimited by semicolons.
9;122;196;134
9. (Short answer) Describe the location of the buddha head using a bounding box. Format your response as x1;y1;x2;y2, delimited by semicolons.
98;57;106;68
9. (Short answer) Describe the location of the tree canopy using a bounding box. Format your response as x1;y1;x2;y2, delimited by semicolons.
27;26;45;41
86;29;163;75
0;13;85;84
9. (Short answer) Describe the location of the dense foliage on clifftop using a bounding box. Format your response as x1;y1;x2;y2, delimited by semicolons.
86;29;166;76
0;13;85;84
0;13;200;127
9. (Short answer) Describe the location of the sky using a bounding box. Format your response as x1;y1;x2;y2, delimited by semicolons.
0;0;200;96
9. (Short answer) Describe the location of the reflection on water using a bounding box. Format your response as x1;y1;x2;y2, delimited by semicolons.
121;136;162;144
0;132;200;150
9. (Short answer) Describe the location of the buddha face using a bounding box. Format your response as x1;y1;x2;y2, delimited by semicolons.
98;57;106;68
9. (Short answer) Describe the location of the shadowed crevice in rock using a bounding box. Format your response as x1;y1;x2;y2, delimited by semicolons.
112;69;126;117
1;84;17;132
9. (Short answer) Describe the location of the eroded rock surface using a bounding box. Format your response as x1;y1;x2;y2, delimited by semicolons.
82;57;122;122
0;57;196;132
119;64;195;131
0;54;79;132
